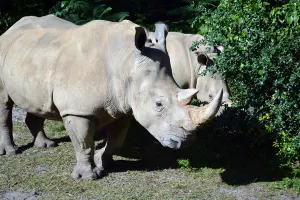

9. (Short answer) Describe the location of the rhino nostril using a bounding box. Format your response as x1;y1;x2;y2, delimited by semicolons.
170;136;182;149
168;138;177;146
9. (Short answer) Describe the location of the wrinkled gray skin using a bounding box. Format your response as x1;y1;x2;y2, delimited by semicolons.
0;15;223;179
149;32;231;113
14;15;230;108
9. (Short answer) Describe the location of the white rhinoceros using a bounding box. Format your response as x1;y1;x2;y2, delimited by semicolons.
0;15;223;179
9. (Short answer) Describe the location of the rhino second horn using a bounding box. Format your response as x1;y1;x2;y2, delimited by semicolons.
188;89;223;126
177;89;198;105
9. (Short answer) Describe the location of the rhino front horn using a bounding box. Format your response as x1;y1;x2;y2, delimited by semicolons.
188;89;223;127
177;89;198;105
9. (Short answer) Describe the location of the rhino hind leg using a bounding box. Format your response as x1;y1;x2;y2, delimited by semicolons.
94;115;132;172
25;113;56;148
63;115;100;180
0;100;17;155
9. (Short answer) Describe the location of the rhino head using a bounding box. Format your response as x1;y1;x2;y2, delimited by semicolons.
129;23;223;149
192;43;232;108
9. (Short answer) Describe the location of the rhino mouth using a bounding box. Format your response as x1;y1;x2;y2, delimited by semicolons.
161;133;196;149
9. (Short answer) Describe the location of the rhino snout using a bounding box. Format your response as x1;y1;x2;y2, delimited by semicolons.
161;133;196;149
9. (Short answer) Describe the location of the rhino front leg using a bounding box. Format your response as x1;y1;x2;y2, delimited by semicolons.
0;101;17;155
94;115;132;173
63;115;99;180
25;113;56;148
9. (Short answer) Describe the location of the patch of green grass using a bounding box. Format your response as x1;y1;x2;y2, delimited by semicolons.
44;120;65;133
270;177;300;194
177;159;191;169
0;120;299;199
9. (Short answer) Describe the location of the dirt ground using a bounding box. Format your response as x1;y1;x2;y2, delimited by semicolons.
0;107;299;199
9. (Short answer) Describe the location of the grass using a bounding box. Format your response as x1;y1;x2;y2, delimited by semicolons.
269;177;300;194
0;118;299;199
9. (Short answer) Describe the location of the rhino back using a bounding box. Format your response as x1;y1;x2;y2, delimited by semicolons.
8;15;77;31
149;32;206;89
165;32;198;88
0;29;67;119
0;19;137;120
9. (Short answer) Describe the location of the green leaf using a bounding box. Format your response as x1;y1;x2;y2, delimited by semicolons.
293;15;299;24
287;16;293;25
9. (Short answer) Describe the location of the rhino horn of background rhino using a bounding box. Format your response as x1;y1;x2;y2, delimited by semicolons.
188;89;223;126
155;23;168;48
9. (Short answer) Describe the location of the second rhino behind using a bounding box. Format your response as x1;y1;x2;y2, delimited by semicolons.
149;32;231;111
0;15;223;179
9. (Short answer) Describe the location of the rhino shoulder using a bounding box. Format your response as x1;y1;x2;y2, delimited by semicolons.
168;32;204;46
38;15;77;29
8;15;77;32
120;19;139;27
80;19;140;36
8;16;39;30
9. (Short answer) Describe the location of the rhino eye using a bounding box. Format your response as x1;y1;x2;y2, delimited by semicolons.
155;101;164;112
156;102;162;107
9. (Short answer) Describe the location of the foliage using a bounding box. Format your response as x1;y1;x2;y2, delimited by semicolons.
50;0;129;24
165;0;220;32
98;0;220;32
1;0;219;33
0;12;14;35
0;0;57;35
177;158;192;169
190;0;300;168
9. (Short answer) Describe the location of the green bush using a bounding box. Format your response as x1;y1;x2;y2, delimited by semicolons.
0;0;55;35
190;0;299;168
50;0;129;24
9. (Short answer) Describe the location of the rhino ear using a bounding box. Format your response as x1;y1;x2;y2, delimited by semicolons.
215;45;224;53
177;89;198;105
197;53;208;65
135;27;148;51
155;23;168;48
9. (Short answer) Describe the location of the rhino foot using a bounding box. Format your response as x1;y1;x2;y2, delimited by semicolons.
0;144;18;156
94;149;115;171
25;114;57;148
71;164;99;180
33;137;57;148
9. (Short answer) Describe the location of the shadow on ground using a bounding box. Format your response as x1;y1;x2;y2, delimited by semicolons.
17;136;71;154
113;108;291;186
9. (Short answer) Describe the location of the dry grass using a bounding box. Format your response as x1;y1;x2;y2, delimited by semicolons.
0;120;299;199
